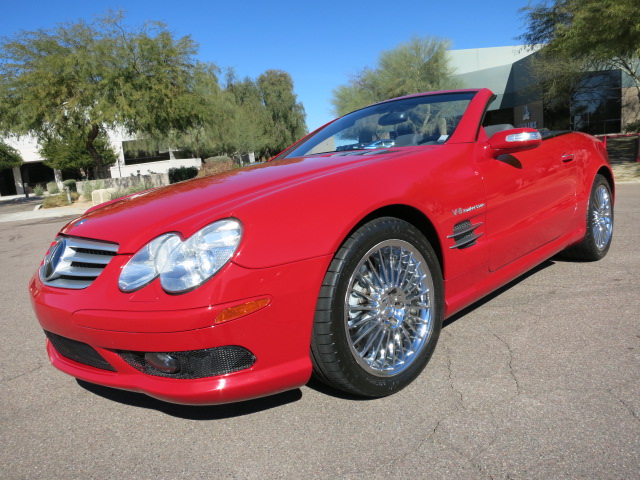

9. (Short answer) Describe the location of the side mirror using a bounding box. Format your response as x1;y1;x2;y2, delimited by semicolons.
488;128;542;156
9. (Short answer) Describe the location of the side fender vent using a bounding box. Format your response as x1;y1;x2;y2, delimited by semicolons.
448;220;483;249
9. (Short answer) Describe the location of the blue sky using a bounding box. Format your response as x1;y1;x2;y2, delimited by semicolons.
1;0;532;132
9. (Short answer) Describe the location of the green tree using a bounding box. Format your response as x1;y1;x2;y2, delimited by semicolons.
170;69;307;161
0;12;206;178
520;0;640;103
39;131;117;178
140;64;235;160
225;75;272;158
0;140;23;170
332;36;461;116
257;70;307;156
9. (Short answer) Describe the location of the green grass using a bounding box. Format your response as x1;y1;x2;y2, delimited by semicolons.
42;192;80;208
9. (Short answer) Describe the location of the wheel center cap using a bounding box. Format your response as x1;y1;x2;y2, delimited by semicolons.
380;291;406;327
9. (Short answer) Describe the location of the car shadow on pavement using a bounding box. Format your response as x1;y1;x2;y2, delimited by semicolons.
77;379;302;419
443;259;554;328
305;375;377;401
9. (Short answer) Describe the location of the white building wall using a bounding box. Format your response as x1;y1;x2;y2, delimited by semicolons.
110;157;202;178
2;128;201;181
448;45;538;75
4;135;45;163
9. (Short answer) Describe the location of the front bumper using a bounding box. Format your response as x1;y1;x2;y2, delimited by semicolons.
30;255;331;405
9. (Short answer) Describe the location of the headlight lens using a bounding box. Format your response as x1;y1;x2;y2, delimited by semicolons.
118;219;242;294
118;234;181;292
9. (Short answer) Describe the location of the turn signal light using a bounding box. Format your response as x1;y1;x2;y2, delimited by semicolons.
215;298;270;324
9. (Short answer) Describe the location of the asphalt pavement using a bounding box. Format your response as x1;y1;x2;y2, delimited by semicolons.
1;184;638;479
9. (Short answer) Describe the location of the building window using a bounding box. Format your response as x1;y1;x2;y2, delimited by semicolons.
571;70;622;135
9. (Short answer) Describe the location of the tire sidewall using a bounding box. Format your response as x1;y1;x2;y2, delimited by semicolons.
324;217;443;397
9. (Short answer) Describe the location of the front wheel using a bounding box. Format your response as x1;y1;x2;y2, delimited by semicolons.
562;174;614;261
310;217;444;397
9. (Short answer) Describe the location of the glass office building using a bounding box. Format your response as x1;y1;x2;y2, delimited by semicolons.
449;46;637;135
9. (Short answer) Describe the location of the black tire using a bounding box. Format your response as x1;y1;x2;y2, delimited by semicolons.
310;217;444;397
562;174;614;261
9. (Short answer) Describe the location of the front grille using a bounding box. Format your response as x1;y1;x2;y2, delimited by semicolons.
118;346;256;379
40;236;119;289
45;331;116;371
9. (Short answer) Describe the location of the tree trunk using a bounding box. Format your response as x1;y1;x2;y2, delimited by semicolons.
85;124;110;179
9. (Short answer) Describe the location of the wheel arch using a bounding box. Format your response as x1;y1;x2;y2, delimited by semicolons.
347;204;444;274
597;166;615;201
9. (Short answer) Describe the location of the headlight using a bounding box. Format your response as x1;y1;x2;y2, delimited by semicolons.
118;233;181;292
118;219;242;294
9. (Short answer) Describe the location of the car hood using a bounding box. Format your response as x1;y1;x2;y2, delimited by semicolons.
61;148;429;253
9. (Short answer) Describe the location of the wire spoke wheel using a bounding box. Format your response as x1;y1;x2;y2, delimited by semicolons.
311;217;443;397
592;184;613;251
560;174;613;262
345;240;434;376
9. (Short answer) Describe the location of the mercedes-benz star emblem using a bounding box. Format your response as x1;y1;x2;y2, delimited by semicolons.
42;237;66;282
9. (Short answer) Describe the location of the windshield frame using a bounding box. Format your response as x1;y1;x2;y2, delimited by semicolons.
277;90;479;160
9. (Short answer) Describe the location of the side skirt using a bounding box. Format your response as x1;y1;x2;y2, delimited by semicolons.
443;226;585;318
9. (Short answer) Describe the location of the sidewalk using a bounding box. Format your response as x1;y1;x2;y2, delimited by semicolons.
0;195;92;223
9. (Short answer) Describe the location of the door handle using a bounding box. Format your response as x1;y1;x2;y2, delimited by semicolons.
561;153;575;163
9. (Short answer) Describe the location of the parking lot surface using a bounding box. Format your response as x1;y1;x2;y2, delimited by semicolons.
1;184;638;479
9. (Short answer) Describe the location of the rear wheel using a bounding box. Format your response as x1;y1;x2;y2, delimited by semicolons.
562;174;613;261
311;217;443;397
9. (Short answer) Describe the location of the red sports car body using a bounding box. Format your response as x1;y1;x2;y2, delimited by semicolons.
29;88;614;404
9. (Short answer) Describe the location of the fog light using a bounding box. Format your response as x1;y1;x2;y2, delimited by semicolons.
144;352;180;374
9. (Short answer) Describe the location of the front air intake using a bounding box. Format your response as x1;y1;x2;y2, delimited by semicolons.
44;331;116;371
118;346;256;379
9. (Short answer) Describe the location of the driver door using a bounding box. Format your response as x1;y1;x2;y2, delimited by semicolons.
478;129;578;271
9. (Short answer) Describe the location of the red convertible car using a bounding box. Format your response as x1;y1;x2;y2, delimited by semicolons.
30;88;614;405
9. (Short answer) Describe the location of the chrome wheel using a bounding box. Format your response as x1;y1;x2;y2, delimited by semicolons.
560;174;613;261
344;240;434;377
311;217;443;397
592;184;613;250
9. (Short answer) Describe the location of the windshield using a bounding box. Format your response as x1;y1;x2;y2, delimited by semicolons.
284;91;477;158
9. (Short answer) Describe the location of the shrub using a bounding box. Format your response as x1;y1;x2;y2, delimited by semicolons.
41;192;80;208
82;180;105;201
197;156;235;178
33;184;45;196
623;120;640;133
111;180;154;200
63;179;77;192
168;166;199;184
46;181;60;194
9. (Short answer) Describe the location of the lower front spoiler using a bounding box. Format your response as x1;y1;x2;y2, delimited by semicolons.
46;338;311;405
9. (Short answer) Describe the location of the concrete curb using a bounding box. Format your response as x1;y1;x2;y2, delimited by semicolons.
0;206;91;223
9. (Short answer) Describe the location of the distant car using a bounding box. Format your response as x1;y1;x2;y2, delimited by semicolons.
364;139;395;149
30;88;614;405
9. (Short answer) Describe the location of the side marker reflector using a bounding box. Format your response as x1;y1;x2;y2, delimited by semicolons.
215;298;270;324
